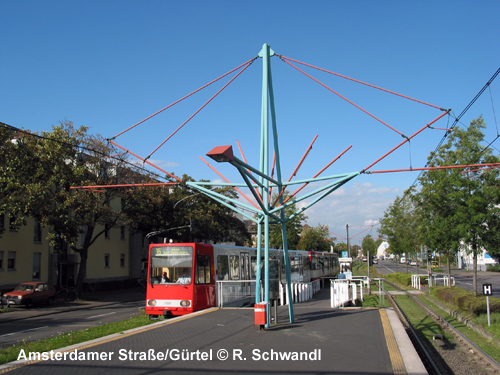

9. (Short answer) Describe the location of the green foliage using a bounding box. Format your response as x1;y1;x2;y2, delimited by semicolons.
379;191;420;259
361;235;377;256
268;191;307;249
0;122;250;292
297;224;331;251
385;272;413;287
415;117;500;295
487;264;500;272
333;242;347;254
0;311;153;365
430;286;500;316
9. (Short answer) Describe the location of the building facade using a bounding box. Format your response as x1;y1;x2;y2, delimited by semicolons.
0;213;146;291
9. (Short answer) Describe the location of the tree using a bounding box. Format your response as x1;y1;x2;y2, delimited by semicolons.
379;191;420;272
123;175;251;245
362;235;377;259
0;122;147;293
267;191;307;249
333;242;347;255
1;122;251;293
297;224;331;251
415;117;500;294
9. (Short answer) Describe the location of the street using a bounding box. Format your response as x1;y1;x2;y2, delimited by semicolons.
0;300;144;348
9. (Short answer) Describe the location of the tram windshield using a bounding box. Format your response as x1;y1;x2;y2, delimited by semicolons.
150;246;193;285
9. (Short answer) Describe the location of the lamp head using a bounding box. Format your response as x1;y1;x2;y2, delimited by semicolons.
206;145;234;163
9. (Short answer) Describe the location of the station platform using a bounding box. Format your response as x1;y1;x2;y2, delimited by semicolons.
2;289;427;375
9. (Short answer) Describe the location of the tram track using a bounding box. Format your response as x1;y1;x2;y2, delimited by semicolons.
381;278;500;374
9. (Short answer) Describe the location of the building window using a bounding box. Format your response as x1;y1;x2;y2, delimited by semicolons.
7;251;16;270
33;253;41;280
120;254;125;268
104;254;110;268
105;224;110;239
0;251;3;270
120;226;126;240
34;217;42;243
0;214;4;230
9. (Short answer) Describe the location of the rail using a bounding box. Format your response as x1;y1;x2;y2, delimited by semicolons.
384;277;500;373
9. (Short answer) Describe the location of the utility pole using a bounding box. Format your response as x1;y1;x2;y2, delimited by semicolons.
346;224;350;258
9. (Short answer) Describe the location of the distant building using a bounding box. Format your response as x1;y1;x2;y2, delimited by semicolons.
457;246;497;271
376;241;390;259
0;213;145;291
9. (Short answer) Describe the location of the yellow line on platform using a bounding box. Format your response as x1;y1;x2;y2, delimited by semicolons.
379;308;407;375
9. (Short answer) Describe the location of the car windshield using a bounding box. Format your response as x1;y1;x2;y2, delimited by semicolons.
14;284;35;292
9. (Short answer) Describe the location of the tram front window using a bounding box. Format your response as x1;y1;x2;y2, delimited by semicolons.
150;246;193;285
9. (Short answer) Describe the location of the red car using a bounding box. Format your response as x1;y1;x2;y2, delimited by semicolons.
2;282;57;307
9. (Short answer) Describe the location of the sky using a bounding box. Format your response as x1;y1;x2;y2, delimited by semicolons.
2;1;499;245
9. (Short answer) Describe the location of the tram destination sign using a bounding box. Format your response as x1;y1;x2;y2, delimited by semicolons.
152;246;193;256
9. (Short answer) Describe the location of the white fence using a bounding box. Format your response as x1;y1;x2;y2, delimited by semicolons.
431;274;455;287
411;274;428;290
411;274;456;289
330;279;362;308
216;279;321;308
216;280;256;308
279;279;321;305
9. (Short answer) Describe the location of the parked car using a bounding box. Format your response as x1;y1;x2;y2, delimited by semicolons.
2;282;56;307
372;259;378;264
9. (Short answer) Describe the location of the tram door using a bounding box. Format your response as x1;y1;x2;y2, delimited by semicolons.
241;252;250;280
241;252;250;295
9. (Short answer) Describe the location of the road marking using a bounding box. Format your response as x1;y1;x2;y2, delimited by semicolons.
379;263;394;273
0;326;49;337
86;312;116;319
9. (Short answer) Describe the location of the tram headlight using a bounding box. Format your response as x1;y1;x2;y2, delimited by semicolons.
147;299;157;306
180;300;191;307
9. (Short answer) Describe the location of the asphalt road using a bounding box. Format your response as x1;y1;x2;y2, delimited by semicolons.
0;300;144;348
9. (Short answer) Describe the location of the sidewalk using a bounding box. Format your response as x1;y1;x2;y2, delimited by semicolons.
0;287;146;324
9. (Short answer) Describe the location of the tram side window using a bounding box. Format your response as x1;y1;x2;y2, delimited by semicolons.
304;256;310;271
195;255;211;284
217;255;229;280
229;255;240;280
311;256;319;270
250;256;257;279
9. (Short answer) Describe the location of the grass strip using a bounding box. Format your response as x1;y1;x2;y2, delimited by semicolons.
418;295;500;362
0;311;154;365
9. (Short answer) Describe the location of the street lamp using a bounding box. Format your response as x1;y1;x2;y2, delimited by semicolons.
206;145;234;163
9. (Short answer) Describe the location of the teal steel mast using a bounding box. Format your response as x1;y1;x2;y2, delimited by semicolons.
188;43;360;327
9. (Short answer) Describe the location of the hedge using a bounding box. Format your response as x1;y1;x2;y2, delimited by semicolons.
430;286;500;316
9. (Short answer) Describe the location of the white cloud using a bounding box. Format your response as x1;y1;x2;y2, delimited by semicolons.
147;159;180;168
302;182;400;243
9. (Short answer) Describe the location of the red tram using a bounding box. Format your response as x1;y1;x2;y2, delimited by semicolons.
145;243;339;319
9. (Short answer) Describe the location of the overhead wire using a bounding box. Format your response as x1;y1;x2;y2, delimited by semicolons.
0;123;166;183
409;67;500;188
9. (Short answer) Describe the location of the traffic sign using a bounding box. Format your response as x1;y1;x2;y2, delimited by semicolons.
483;284;493;296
